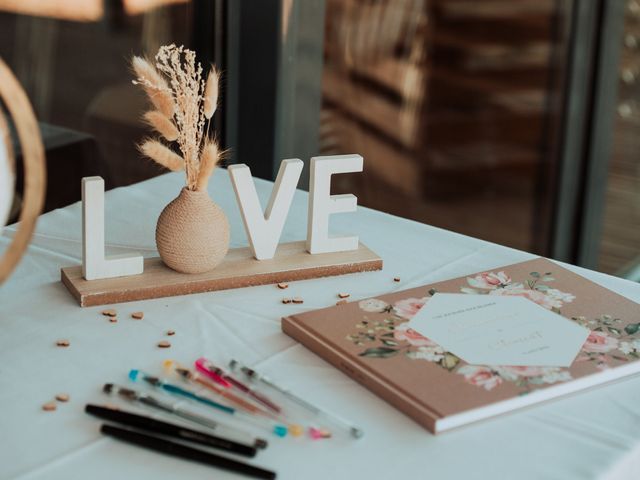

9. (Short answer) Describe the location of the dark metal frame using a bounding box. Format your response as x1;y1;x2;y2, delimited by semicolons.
220;0;324;185
551;0;625;268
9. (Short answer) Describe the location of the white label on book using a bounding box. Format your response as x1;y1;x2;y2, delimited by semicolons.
409;293;589;367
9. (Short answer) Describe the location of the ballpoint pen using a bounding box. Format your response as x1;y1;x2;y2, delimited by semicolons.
129;369;234;414
163;360;267;416
129;370;289;437
229;359;364;439
102;383;267;449
196;358;281;414
165;360;307;438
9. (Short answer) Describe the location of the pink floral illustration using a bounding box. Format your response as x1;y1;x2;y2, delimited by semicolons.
457;365;503;390
488;287;562;310
467;271;512;290
392;297;429;320
582;331;619;353
358;298;389;313
351;268;640;393
393;323;437;347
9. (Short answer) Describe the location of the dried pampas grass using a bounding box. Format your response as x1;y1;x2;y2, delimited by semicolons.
132;56;175;118
139;139;184;172
195;139;220;191
144;110;179;141
203;66;219;119
132;45;223;191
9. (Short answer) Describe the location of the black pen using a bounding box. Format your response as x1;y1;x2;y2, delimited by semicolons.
85;404;257;457
100;424;276;479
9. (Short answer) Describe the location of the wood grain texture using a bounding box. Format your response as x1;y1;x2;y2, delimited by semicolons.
0;58;46;284
61;241;382;307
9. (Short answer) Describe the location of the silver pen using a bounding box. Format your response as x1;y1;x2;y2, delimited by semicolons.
102;383;268;449
228;360;364;438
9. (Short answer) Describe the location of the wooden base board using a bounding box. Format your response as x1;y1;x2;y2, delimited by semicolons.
61;241;382;307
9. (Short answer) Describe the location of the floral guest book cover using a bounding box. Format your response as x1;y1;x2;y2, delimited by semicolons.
282;258;640;433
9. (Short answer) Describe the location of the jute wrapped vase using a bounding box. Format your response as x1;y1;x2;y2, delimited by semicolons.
156;187;230;274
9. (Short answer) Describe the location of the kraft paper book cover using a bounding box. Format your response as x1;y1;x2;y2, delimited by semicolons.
282;258;640;433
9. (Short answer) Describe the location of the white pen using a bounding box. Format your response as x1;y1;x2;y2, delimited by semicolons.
228;359;364;438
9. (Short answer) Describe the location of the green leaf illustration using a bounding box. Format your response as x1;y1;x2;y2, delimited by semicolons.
624;323;640;335
440;353;460;371
382;339;399;347
607;327;621;336
358;347;399;359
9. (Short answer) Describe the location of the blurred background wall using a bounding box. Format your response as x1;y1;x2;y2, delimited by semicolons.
0;0;638;279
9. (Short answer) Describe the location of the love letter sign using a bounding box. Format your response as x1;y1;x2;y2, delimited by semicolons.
80;154;371;281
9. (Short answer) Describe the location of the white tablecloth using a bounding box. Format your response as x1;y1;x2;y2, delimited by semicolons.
1;171;640;480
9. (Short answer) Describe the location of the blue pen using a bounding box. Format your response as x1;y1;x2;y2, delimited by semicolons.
129;370;234;414
129;370;289;438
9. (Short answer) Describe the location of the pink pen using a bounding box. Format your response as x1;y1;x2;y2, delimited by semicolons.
195;358;233;388
196;358;281;414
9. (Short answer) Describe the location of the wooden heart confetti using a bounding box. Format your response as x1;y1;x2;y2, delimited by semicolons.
292;297;304;304
166;330;175;336
393;277;400;282
109;318;118;323
42;402;57;411
158;340;171;348
55;393;70;402
56;339;70;347
282;298;292;304
338;293;350;298
101;309;117;317
277;282;289;289
131;311;144;320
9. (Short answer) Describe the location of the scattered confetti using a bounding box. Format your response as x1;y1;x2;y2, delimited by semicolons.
277;283;289;289
282;298;292;304
56;339;70;347
55;394;70;402
167;330;175;336
101;309;117;317
393;277;400;282
158;340;171;348
131;312;144;320
42;402;57;411
109;318;118;323
338;293;350;299
292;297;304;304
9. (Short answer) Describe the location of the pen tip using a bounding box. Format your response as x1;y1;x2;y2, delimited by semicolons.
128;369;140;382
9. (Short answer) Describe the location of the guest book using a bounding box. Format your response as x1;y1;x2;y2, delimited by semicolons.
282;258;640;433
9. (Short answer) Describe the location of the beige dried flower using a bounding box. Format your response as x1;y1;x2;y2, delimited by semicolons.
139;139;184;171
132;45;223;191
196;138;220;191
131;56;174;118
144;110;179;141
203;66;219;119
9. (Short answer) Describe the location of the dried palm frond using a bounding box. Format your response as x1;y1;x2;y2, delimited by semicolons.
139;139;184;171
143;110;179;141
